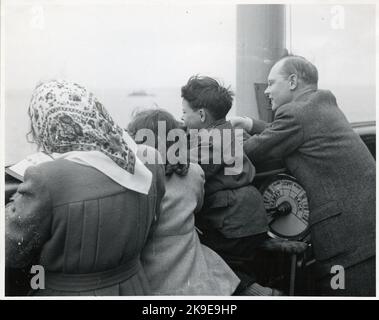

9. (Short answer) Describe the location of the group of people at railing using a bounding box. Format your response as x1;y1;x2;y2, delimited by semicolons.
5;55;375;296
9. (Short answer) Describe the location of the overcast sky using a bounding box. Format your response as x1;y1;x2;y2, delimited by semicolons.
290;4;375;88
4;0;236;92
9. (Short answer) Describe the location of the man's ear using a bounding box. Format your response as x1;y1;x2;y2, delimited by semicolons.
289;74;298;90
199;109;206;123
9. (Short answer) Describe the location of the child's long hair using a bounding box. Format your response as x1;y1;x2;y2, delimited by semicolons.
127;108;189;177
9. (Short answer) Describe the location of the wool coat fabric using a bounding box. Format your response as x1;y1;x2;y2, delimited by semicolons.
141;163;240;295
189;119;268;239
244;89;375;296
5;158;165;296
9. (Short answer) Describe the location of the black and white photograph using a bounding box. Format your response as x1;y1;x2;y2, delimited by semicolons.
1;0;377;302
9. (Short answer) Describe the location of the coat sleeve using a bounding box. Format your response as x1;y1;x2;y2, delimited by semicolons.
244;105;304;164
141;147;166;239
192;165;205;214
248;118;270;135
5;166;52;268
153;163;166;222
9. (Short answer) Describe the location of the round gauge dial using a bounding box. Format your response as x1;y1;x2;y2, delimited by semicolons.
260;174;309;240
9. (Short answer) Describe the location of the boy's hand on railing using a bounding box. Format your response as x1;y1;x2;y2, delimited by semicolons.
228;116;253;132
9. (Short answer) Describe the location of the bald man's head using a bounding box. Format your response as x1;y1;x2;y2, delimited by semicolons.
277;55;318;86
264;55;318;110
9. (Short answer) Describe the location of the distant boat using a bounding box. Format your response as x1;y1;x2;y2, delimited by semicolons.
128;90;155;97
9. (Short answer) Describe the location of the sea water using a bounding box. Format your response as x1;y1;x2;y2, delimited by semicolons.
4;85;374;166
4;87;237;166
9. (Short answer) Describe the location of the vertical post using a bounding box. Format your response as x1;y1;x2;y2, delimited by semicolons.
236;4;286;120
289;254;297;296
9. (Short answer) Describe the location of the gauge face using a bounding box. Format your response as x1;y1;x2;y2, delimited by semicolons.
261;174;309;239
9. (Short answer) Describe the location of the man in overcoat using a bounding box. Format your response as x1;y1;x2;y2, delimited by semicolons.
232;55;375;296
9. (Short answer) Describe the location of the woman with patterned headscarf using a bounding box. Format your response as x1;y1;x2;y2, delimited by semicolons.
5;80;165;296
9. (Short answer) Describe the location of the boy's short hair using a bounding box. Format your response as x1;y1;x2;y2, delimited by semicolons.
181;75;234;120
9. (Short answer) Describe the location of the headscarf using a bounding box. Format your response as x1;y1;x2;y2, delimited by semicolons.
28;80;152;194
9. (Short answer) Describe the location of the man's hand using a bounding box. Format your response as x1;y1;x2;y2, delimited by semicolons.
228;116;253;132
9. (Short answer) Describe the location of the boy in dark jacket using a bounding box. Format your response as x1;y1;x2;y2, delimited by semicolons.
181;75;275;295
